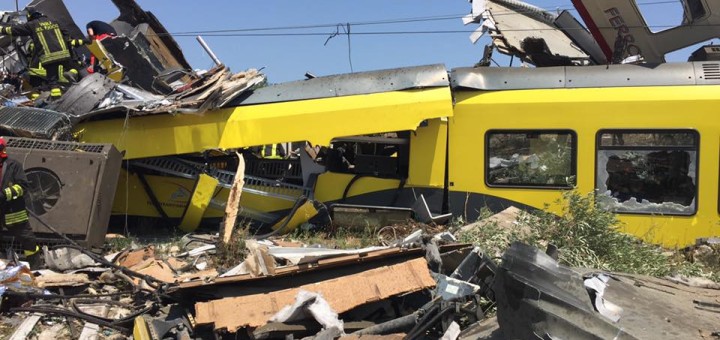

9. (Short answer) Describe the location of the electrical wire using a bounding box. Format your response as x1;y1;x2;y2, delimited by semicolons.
145;0;694;38
165;23;713;38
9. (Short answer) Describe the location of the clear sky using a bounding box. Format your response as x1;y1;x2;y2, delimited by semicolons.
12;1;716;83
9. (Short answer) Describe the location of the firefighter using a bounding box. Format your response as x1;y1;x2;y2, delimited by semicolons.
261;144;286;159
84;20;117;74
0;137;39;264
86;20;116;41
0;7;87;98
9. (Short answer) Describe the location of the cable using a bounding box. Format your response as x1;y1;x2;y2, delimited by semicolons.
161;21;720;38
143;0;689;38
27;210;170;290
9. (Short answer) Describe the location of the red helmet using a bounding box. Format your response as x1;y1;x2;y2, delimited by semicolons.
0;137;7;158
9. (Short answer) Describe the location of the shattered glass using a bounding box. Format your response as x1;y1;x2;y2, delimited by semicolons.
596;131;698;215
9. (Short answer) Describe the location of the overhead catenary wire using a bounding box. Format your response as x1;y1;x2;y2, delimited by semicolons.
147;0;691;38
166;23;717;38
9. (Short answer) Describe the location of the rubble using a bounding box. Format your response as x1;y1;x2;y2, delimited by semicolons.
0;0;718;339
0;212;719;339
194;257;435;332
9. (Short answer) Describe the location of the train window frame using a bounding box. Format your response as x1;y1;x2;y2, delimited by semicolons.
595;129;700;216
484;129;577;189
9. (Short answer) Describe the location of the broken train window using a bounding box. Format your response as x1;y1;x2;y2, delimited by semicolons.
321;132;410;178
596;130;698;215
636;0;708;33
486;130;576;188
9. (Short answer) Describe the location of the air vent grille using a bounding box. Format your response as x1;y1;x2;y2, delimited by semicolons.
701;63;720;80
7;138;107;153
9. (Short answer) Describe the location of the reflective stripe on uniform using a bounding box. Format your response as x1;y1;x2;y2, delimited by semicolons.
262;144;282;159
36;27;51;55
23;245;39;257
40;50;70;64
28;67;46;77
50;88;62;97
5;210;28;224
36;22;70;64
4;187;11;201
3;26;11;35
12;184;23;197
58;64;66;83
54;27;66;51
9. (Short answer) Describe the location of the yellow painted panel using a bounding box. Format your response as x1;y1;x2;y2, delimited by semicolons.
271;200;318;233
450;86;720;247
76;109;233;159
133;316;151;340
314;172;402;203
407;118;447;188
87;41;123;81
112;171;297;219
219;87;453;149
179;174;219;232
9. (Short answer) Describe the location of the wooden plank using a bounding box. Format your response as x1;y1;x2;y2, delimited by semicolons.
9;314;41;340
195;257;436;332
78;323;100;340
222;153;245;244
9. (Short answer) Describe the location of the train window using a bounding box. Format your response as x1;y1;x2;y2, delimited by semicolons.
486;130;576;188
320;132;410;178
596;130;698;215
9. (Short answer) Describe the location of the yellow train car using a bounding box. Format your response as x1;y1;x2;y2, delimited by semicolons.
78;64;453;228
449;63;720;247
76;62;720;247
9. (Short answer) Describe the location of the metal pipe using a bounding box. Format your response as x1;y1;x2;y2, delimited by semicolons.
196;36;222;66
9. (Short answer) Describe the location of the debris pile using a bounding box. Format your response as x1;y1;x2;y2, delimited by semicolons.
0;208;718;339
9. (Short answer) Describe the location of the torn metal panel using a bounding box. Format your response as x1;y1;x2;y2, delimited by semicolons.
194;257;436;332
451;62;720;91
554;11;607;65
74;66;264;123
110;0;191;70
464;0;591;66
47;73;116;122
491;243;720;339
100;33;177;94
234;64;449;106
572;0;720;63
493;243;631;339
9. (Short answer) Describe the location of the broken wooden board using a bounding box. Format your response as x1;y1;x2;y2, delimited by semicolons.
35;272;90;288
222;152;245;244
195;257;436;332
9;314;41;340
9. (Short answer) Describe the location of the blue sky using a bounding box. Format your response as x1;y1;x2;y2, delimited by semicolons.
16;1;716;83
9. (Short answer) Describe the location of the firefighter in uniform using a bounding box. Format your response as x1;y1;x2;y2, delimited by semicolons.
260;144;286;159
0;7;87;98
0;137;39;263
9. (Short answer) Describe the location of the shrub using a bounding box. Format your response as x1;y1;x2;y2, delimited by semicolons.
459;191;688;277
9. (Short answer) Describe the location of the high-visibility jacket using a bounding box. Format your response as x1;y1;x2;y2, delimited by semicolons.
0;158;29;228
0;16;84;67
262;144;285;159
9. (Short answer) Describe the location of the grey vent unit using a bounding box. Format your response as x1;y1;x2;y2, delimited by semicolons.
6;137;123;247
701;63;720;80
0;107;71;140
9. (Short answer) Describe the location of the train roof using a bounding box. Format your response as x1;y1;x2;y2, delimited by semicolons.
231;64;449;106
451;62;720;91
